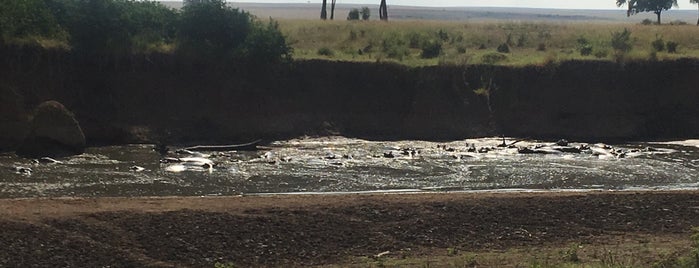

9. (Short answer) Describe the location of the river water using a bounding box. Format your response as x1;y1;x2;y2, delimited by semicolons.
1;137;698;198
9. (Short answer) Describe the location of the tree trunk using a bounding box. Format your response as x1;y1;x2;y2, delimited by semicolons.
379;0;388;21
320;0;327;20
656;11;661;24
330;0;336;20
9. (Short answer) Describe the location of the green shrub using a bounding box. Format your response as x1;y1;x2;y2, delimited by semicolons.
577;36;593;56
438;29;449;42
651;36;665;52
537;43;547;51
317;47;334;56
516;34;527;47
0;0;65;43
407;32;428;49
667;41;678;53
242;19;292;64
594;49;609;58
177;0;252;58
360;7;370;20
347;8;360;20
381;33;409;60
420;40;442;58
611;28;633;53
177;0;290;63
481;52;507;64
496;43;510;53
641;18;653;25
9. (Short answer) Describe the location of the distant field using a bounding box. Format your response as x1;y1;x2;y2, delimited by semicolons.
158;2;699;66
278;20;699;66
161;2;697;23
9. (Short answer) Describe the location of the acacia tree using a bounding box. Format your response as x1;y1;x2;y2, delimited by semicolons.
616;0;679;24
692;0;699;25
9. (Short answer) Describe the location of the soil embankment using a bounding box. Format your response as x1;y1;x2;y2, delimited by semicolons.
1;45;697;149
1;191;698;267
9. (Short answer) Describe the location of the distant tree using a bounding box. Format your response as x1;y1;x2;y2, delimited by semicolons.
692;0;699;25
616;0;679;24
320;0;327;20
330;0;337;20
379;0;388;21
361;6;371;20
347;8;360;20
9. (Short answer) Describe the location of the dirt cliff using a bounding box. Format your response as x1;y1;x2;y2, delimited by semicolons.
1;45;697;149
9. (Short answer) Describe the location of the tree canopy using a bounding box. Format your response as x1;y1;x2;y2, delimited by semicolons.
0;0;291;64
616;0;679;24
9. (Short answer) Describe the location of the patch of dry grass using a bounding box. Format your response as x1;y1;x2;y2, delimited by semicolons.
278;19;699;66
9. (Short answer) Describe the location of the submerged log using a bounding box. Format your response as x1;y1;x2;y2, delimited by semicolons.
184;139;262;152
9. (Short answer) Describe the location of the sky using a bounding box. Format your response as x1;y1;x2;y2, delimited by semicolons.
228;0;697;10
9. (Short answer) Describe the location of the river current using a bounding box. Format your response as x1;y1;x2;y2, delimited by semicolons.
1;137;698;198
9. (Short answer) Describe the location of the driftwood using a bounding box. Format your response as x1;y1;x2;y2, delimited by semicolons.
184;139;262;152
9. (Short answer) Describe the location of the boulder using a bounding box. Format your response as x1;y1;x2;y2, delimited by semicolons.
16;101;86;158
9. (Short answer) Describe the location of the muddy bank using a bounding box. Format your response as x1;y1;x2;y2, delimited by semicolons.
1;45;697;149
1;191;699;267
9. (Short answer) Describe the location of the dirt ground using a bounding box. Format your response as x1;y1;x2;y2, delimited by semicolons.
1;191;699;267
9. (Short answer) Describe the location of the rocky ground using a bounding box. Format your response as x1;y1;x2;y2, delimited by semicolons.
1;191;699;267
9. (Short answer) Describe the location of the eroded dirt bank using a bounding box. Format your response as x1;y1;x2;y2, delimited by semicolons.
1;191;699;267
1;45;698;150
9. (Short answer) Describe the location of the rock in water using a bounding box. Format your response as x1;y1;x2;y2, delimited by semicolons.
16;101;86;158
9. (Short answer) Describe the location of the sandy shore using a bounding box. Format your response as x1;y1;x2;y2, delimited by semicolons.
2;190;699;267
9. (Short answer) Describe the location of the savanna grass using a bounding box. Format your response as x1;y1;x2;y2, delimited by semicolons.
278;19;699;66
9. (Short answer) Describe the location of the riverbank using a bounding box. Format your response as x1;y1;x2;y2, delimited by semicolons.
1;44;698;151
1;191;699;267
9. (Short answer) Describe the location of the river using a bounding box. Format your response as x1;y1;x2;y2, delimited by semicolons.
1;137;698;198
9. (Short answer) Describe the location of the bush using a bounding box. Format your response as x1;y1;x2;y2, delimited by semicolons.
496;43;510;53
438;30;449;42
381;33;409;60
651;36;665;52
577;37;592;56
360;7;370;20
241;19;292;64
347;8;360;20
177;0;252;58
611;28;633;53
594;49;609;58
407;32;428;49
0;0;65;43
420;40;442;58
317;47;334;56
537;43;547;51
177;0;290;63
667;41;678;53
641;18;653;25
481;52;507;64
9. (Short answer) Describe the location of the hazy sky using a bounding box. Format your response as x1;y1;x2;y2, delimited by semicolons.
230;0;697;10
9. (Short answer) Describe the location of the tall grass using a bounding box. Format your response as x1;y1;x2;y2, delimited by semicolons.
278;19;699;66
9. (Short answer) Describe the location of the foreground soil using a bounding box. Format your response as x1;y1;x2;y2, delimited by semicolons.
1;191;699;267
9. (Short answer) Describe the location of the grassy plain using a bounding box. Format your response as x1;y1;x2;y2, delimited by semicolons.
278;19;699;66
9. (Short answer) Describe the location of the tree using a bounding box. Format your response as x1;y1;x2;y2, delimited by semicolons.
330;0;336;20
361;6;370;20
379;0;388;21
177;0;252;58
320;0;327;20
616;0;679;24
692;0;699;25
347;8;360;20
